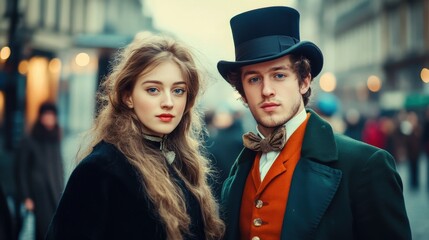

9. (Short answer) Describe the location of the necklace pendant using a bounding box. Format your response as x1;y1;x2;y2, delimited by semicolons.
164;151;175;164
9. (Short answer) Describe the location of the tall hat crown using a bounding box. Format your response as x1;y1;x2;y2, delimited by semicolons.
217;6;323;82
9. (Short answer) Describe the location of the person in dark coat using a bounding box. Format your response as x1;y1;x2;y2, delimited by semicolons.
46;32;225;240
216;6;411;240
423;107;429;192
0;183;13;240
206;107;245;200
15;102;64;240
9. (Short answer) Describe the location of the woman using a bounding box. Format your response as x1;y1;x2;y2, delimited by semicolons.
15;102;64;240
46;32;225;240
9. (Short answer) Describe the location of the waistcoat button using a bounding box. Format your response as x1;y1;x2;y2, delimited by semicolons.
253;218;263;227
255;199;263;208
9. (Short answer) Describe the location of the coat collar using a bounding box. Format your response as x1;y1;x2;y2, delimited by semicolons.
224;109;342;240
301;109;338;162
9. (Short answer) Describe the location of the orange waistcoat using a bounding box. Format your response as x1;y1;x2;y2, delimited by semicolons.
239;114;310;240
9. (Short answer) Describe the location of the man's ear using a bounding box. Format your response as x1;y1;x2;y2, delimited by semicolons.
300;74;311;94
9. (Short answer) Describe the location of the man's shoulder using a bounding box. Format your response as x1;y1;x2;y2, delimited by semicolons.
334;133;395;165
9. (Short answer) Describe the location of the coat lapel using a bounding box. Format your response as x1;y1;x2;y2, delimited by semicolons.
222;148;256;240
281;110;342;239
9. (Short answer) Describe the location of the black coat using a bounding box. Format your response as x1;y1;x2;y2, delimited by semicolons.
221;109;411;240
207;120;244;200
0;183;13;240
15;136;64;240
46;141;205;240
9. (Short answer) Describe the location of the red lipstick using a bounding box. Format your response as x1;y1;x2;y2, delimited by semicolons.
157;113;174;122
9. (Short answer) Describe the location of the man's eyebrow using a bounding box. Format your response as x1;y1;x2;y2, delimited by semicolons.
242;65;292;78
269;65;292;72
242;70;258;78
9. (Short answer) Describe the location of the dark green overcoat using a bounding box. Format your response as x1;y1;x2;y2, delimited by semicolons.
221;109;411;240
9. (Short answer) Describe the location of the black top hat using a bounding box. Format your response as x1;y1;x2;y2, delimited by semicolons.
217;6;323;82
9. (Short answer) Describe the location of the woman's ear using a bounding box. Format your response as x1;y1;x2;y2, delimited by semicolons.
123;95;134;109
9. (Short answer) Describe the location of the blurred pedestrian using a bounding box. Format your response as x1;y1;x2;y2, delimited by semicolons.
313;92;345;133
206;105;245;201
0;183;13;240
423;107;429;192
343;108;365;141
362;116;387;150
401;111;422;190
46;32;225;240
217;6;411;239
14;102;64;240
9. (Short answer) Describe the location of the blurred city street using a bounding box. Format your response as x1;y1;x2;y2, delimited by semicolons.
396;155;429;240
1;0;429;239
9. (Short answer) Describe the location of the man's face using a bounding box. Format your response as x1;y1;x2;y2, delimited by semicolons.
240;55;310;137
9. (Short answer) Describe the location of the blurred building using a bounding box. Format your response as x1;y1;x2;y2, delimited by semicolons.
0;0;156;150
298;0;429;118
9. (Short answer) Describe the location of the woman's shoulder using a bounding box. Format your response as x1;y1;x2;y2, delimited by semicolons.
77;141;129;171
75;141;141;189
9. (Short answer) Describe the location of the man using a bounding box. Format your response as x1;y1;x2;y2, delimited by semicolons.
217;6;411;240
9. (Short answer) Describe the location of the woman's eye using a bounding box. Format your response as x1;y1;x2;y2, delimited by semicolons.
147;87;159;94
173;88;186;95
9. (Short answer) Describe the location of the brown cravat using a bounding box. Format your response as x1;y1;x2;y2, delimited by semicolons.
242;126;286;153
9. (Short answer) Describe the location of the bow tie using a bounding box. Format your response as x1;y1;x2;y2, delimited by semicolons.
242;126;286;153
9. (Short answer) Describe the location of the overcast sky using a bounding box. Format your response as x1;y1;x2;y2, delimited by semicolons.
143;0;297;109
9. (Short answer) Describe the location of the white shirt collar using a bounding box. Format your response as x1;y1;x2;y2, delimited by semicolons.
256;108;307;181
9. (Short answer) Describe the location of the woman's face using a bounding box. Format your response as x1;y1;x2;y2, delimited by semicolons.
40;111;57;130
126;61;188;137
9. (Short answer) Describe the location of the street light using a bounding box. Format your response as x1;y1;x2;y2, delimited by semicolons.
319;72;336;92
420;68;429;83
0;46;11;61
367;75;381;92
75;52;90;67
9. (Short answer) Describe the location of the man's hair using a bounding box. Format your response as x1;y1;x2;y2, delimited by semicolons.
226;54;313;106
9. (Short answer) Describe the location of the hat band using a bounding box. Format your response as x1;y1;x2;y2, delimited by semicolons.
235;35;299;61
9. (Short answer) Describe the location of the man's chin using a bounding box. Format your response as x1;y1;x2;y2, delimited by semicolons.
257;118;287;129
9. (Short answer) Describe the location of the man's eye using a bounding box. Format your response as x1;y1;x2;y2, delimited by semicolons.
248;77;260;83
274;73;286;79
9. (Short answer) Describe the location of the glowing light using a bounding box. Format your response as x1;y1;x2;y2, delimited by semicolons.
420;68;429;83
75;52;90;67
0;91;4;124
367;75;381;92
49;58;62;73
319;72;337;92
18;60;29;75
0;46;11;60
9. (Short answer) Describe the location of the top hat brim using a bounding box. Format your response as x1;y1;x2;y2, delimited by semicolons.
217;41;323;83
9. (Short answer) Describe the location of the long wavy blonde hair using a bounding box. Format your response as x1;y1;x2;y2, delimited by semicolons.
78;32;225;240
